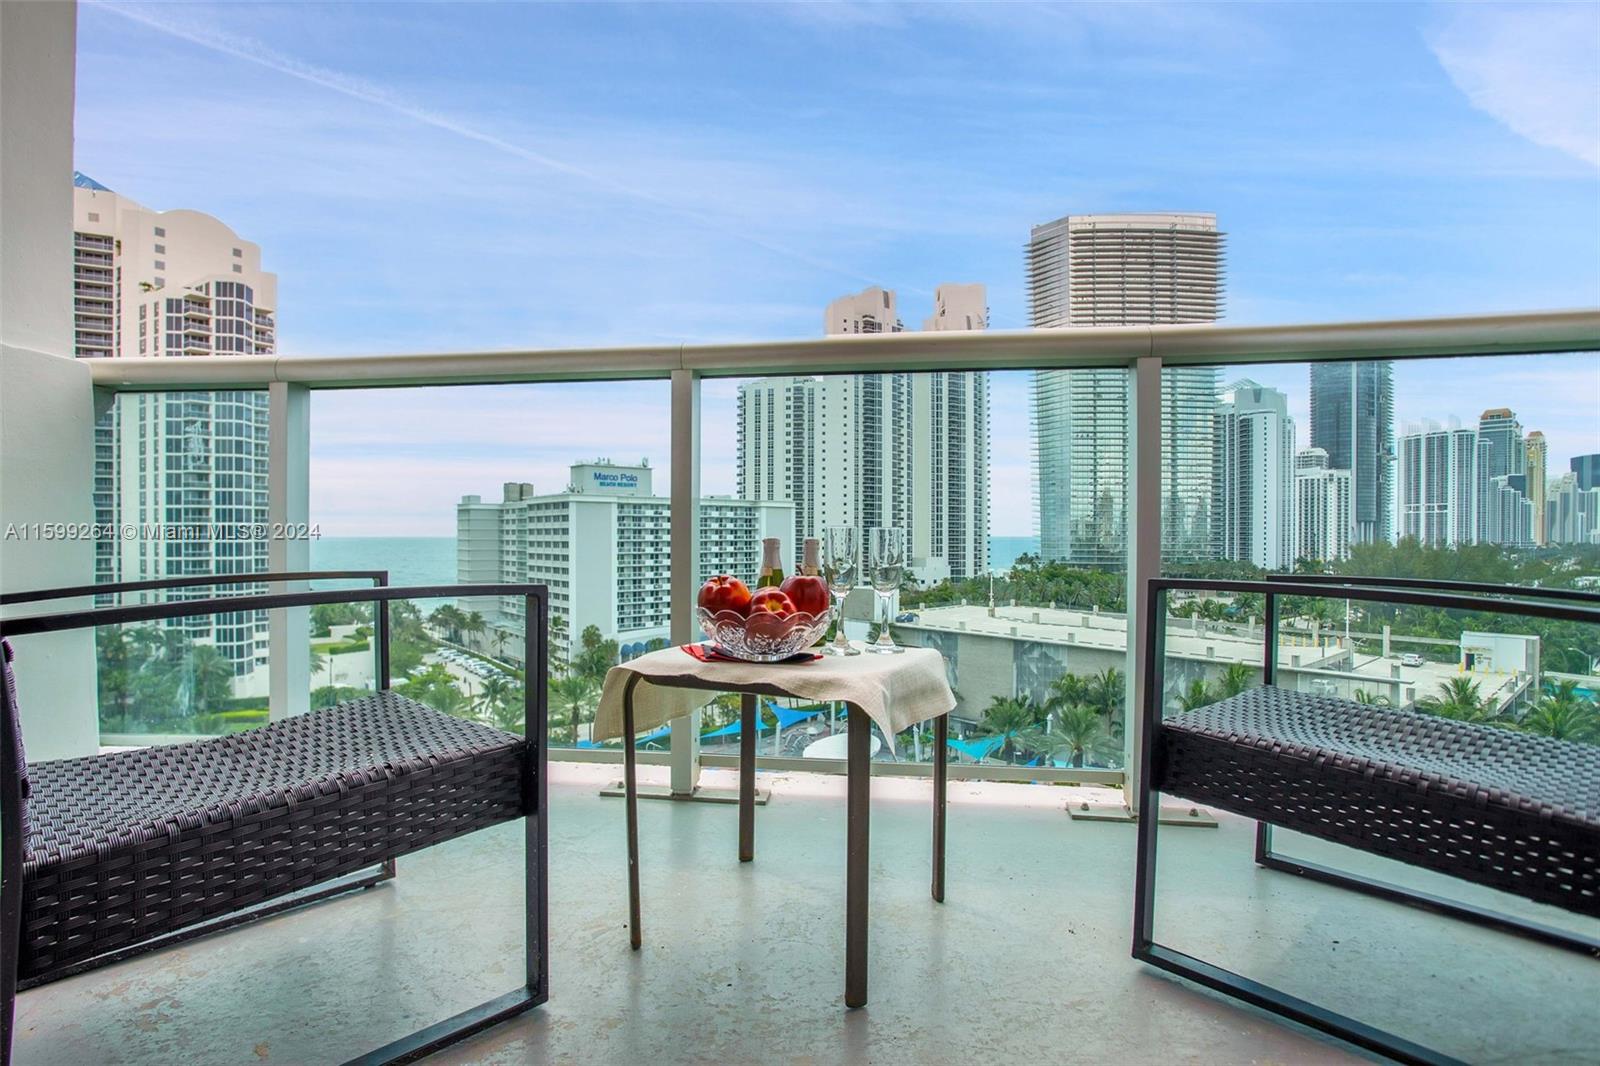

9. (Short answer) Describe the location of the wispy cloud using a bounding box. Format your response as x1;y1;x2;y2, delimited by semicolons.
1427;2;1600;168
88;0;892;289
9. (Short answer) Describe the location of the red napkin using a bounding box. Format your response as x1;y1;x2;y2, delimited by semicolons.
683;643;823;665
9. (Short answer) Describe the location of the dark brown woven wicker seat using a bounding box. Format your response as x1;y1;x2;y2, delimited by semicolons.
2;577;550;1066
1157;686;1600;917
20;692;527;977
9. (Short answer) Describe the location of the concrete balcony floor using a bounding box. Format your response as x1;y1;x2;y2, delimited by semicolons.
15;762;1599;1064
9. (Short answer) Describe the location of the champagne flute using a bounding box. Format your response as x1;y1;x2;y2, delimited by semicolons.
822;526;860;656
866;527;905;654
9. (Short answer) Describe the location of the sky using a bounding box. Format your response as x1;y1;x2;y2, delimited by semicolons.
73;1;1600;537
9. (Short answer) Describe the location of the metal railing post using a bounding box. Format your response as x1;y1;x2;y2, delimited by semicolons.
268;381;311;720
668;366;701;795
1125;350;1162;815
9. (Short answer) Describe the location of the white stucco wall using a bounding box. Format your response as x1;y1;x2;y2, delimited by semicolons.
0;0;100;759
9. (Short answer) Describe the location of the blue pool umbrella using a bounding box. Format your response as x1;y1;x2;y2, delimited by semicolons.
946;734;1007;761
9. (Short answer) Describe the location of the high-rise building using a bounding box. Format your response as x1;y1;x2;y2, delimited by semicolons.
738;286;989;583
458;462;793;662
923;283;987;333
824;286;903;335
1571;454;1600;491
1524;431;1547;546
1027;213;1225;567
1397;421;1481;548
1308;361;1394;546
1292;448;1353;563
1477;408;1525;481
72;173;277;675
1483;474;1534;548
1546;473;1600;545
1216;380;1294;569
917;285;990;581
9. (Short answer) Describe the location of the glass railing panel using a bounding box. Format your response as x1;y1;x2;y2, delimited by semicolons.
703;365;1132;779
309;380;671;750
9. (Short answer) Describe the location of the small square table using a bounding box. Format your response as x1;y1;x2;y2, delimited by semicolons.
593;642;957;1008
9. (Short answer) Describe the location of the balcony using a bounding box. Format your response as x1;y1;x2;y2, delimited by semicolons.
12;761;1597;1064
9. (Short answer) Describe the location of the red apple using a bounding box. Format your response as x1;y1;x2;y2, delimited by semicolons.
779;574;829;617
747;589;798;640
698;574;752;616
749;587;797;617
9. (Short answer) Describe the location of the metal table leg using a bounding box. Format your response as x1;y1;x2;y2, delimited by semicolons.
932;713;947;903
739;692;756;863
623;675;642;950
845;705;871;1008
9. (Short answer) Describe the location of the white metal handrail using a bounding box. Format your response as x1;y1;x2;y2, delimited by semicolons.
86;309;1600;390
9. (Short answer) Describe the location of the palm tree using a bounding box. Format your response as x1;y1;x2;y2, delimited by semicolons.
1352;688;1393;708
1519;680;1599;742
975;695;1042;763
549;613;569;673
549;674;599;744
1175;678;1215;713
1213;662;1255;701
188;645;235;715
1085;667;1125;717
490;627;511;663
1029;703;1111;768
1045;673;1091;714
476;675;524;734
464;611;487;649
1418;676;1488;722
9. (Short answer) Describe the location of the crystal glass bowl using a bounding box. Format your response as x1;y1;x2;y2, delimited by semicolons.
696;606;830;662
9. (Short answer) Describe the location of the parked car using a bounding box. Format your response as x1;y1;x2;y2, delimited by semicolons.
1399;653;1425;667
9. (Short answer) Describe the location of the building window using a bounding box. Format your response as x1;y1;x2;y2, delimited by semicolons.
154;244;165;254
232;248;242;257
154;226;165;237
154;260;165;270
232;264;242;274
87;212;99;222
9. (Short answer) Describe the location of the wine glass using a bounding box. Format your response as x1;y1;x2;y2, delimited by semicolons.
866;527;905;654
822;527;860;656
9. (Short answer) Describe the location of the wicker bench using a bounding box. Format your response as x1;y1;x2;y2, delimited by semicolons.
1133;576;1600;1066
1;581;548;1066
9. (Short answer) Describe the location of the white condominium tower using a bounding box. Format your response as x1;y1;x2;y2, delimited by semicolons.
738;285;990;584
1216;380;1295;570
72;173;277;674
1396;421;1482;548
458;462;793;663
1292;448;1354;563
1028;213;1225;567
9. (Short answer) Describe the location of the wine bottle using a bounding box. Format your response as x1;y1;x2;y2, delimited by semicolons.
800;537;821;576
756;537;785;588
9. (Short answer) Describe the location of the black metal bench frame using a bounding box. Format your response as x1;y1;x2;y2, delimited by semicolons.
1;579;549;1066
1133;575;1600;1066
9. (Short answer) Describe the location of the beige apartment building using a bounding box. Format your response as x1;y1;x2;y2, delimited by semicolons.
72;173;278;674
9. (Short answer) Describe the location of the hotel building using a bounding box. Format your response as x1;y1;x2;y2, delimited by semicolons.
458;461;792;662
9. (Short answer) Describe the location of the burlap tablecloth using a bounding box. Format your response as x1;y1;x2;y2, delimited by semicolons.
592;642;955;743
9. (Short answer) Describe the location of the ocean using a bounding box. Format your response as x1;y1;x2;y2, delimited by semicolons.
312;534;1040;590
310;537;457;600
988;535;1040;574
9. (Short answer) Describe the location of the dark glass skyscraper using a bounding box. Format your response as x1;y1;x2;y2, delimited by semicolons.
1308;361;1394;545
1571;453;1600;491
